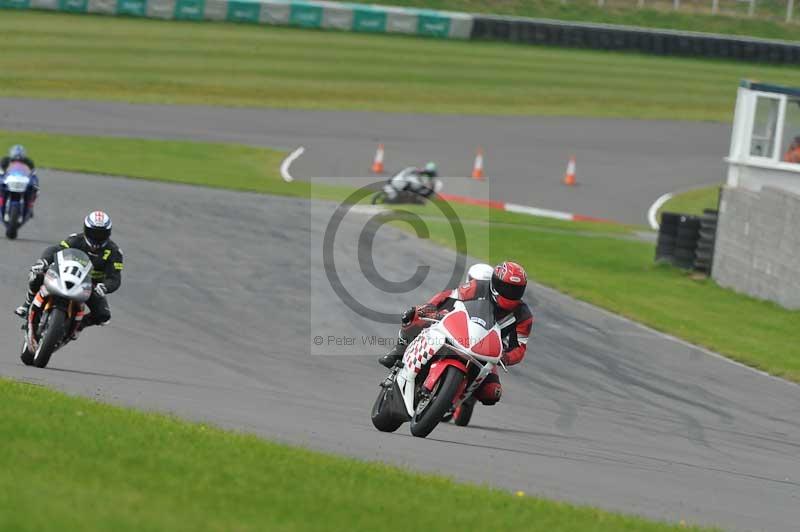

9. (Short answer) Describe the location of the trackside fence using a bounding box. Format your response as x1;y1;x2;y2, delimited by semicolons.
2;0;799;62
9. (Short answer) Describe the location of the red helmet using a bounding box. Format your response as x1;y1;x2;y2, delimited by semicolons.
490;261;527;311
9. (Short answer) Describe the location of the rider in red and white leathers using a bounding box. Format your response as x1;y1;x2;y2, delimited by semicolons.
379;261;533;408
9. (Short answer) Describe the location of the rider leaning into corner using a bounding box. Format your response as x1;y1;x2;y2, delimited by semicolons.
379;261;533;420
1;144;40;217
15;211;124;335
387;162;439;200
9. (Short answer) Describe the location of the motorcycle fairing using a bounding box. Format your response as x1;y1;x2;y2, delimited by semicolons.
396;301;504;416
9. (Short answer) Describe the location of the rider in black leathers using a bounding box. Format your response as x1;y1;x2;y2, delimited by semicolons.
15;211;123;332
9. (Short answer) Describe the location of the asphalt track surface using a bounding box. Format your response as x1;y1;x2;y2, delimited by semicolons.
0;98;731;225
2;171;799;532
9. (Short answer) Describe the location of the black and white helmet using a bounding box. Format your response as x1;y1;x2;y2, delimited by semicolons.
84;211;112;251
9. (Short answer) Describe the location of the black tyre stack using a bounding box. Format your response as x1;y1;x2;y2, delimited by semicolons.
655;212;680;264
655;212;701;269
693;209;718;274
674;215;701;269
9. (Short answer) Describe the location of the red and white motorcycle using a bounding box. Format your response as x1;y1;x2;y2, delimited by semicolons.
371;298;507;438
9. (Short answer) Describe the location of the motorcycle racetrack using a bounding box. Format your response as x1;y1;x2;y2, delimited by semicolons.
1;166;799;531
0;98;730;225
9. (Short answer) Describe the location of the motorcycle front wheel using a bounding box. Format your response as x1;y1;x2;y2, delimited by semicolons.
33;308;66;368
20;338;34;366
410;366;464;438
5;203;20;239
371;191;387;205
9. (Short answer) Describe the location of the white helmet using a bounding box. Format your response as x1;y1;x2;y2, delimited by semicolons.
84;210;112;251
467;263;493;282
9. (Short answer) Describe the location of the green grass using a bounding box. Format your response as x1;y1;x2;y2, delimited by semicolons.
0;130;351;201
348;0;800;41
0;378;714;532
658;185;722;220
5;11;800;121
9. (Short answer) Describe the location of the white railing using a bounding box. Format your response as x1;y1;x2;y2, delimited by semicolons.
586;0;796;23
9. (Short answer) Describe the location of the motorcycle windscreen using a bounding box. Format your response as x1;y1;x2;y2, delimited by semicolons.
57;248;92;270
461;298;497;330
7;162;31;176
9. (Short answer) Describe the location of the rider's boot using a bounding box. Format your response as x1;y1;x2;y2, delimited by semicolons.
14;291;34;319
379;336;407;368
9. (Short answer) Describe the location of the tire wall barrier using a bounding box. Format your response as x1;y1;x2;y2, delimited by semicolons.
1;0;474;40
470;16;800;64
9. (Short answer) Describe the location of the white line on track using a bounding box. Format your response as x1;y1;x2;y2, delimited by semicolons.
646;191;674;230
280;146;305;183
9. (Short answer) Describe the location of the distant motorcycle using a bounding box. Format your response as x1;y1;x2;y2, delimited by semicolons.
371;167;443;205
371;298;506;438
21;249;94;368
1;162;36;239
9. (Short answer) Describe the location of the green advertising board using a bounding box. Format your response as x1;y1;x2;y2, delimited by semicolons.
59;0;88;12
417;13;451;38
0;0;30;8
227;0;261;22
289;2;322;28
116;0;146;16
352;7;385;33
174;0;204;20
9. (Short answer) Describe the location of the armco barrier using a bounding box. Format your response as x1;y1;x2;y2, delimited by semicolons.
471;15;800;64
2;0;474;40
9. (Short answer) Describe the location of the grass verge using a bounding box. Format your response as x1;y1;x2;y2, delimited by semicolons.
4;11;800;121
0;130;349;201
348;0;800;41
7;129;800;380
658;185;722;219
0;378;713;532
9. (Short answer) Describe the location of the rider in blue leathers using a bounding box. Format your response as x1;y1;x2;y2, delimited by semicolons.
1;145;39;219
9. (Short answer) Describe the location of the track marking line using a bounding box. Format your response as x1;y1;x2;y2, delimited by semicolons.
280;146;305;183
647;191;674;230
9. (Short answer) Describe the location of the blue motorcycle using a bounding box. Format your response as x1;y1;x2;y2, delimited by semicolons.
1;162;37;240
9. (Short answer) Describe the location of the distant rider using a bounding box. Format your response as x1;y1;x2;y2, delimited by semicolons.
15;211;124;335
1;144;39;218
386;162;439;201
378;261;534;414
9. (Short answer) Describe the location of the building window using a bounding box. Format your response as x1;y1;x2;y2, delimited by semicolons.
750;95;780;159
781;98;800;165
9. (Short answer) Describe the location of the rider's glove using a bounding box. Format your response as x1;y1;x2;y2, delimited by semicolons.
94;283;107;297
30;259;48;275
400;306;417;326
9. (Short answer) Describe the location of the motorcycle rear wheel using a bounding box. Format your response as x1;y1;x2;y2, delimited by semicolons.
410;366;463;438
453;398;476;427
33;308;66;368
5;203;20;239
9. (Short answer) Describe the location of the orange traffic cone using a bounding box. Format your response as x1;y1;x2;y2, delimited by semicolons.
371;144;385;174
471;148;485;180
563;155;576;186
